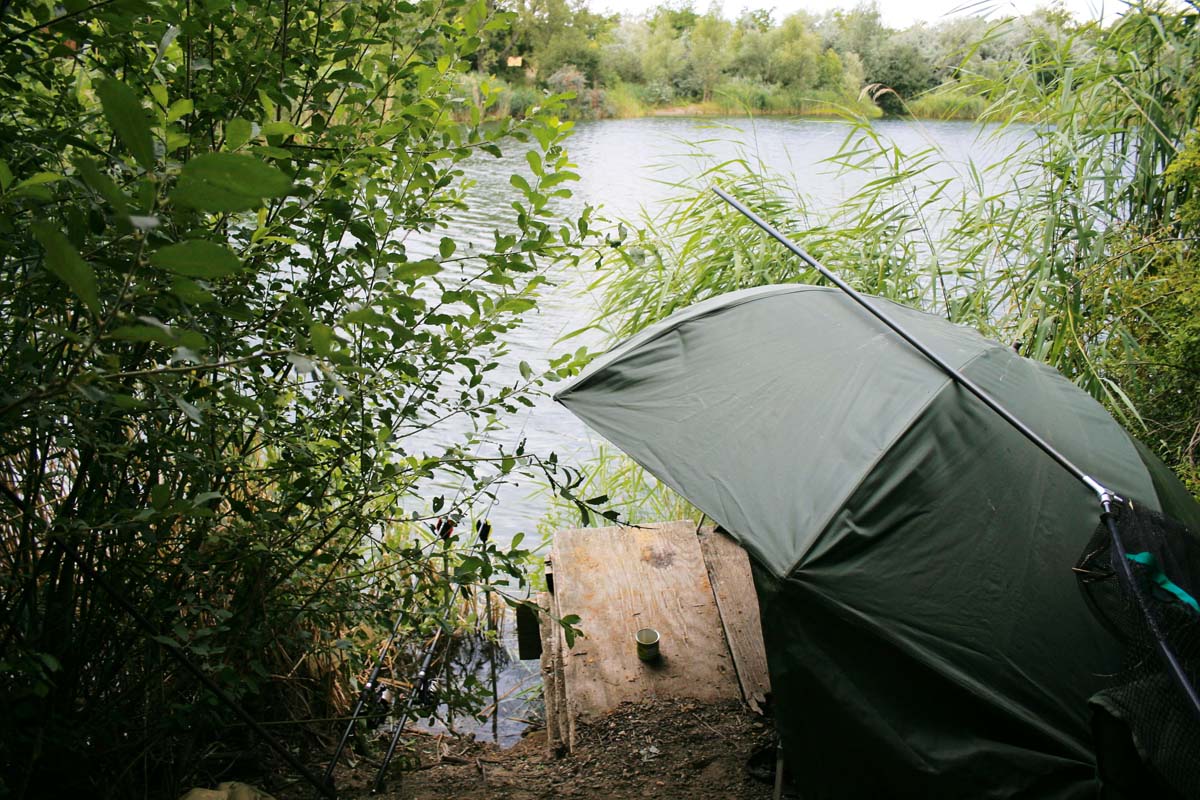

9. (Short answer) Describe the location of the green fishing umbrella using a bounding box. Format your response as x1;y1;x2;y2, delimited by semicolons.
553;277;1200;797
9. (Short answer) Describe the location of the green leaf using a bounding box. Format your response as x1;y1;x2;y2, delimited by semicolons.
150;484;171;509
175;397;203;423
525;149;543;176
456;556;484;576
32;222;100;314
171;276;215;305
225;118;253;150
171;153;291;212
518;360;532;380
110;324;176;346
12;172;63;196
150;240;243;278
74;158;129;214
310;323;335;356
166;98;194;123
0;159;11;191
261;120;300;137
96;79;156;170
439;236;456;259
393;260;441;281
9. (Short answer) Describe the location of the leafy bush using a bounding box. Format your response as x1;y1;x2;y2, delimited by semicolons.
545;65;613;120
636;81;678;107
506;85;544;118
906;86;989;120
713;78;773;112
603;83;648;118
0;0;595;796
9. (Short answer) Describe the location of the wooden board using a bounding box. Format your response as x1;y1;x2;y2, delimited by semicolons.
536;591;567;754
698;528;772;712
549;521;741;728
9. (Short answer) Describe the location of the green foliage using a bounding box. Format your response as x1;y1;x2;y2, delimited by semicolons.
686;11;733;102
869;40;937;115
0;0;597;796
490;2;1081;119
535;446;696;536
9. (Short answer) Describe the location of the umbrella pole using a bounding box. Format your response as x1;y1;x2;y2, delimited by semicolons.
714;186;1200;722
713;186;1110;503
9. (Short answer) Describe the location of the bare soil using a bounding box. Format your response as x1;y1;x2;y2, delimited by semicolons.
334;698;775;800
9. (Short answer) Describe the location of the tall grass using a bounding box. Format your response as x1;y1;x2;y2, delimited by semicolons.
906;86;988;120
605;83;649;118
535;445;697;537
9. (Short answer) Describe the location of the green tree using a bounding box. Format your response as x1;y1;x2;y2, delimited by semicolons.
505;0;616;82
766;13;822;89
869;40;937;114
641;13;689;92
822;2;887;75
687;9;733;101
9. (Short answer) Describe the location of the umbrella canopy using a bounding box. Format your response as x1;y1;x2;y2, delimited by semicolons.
553;284;1200;798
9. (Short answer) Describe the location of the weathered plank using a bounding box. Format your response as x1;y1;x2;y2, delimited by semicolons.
550;521;740;727
698;527;771;713
536;591;565;754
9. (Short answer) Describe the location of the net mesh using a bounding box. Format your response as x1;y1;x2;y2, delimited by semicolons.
1076;500;1200;795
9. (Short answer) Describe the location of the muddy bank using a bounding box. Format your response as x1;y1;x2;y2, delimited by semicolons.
335;698;774;800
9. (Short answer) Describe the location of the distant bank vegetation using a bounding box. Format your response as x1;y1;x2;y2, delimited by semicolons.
453;1;1083;120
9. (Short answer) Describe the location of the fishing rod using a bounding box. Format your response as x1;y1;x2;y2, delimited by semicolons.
713;185;1200;722
320;600;409;789
320;512;461;794
371;625;443;793
322;512;464;783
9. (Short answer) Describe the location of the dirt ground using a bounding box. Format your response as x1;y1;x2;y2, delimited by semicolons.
334;698;776;800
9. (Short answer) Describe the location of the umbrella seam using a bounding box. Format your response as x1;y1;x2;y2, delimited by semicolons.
783;346;1000;578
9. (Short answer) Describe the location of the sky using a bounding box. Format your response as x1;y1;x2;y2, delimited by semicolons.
588;0;1116;29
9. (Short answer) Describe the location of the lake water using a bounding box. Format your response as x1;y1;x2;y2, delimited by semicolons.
425;115;1018;544
413;115;1018;744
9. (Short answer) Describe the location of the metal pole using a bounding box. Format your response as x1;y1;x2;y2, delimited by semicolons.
713;185;1113;504
713;185;1200;722
322;603;410;788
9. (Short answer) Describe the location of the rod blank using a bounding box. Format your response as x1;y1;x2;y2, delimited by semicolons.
712;185;1112;503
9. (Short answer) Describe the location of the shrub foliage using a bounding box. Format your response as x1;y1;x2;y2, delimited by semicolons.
0;0;592;796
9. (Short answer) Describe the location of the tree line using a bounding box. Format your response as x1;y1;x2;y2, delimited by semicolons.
463;1;1082;118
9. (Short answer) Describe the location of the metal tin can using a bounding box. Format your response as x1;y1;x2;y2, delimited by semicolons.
635;627;660;662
